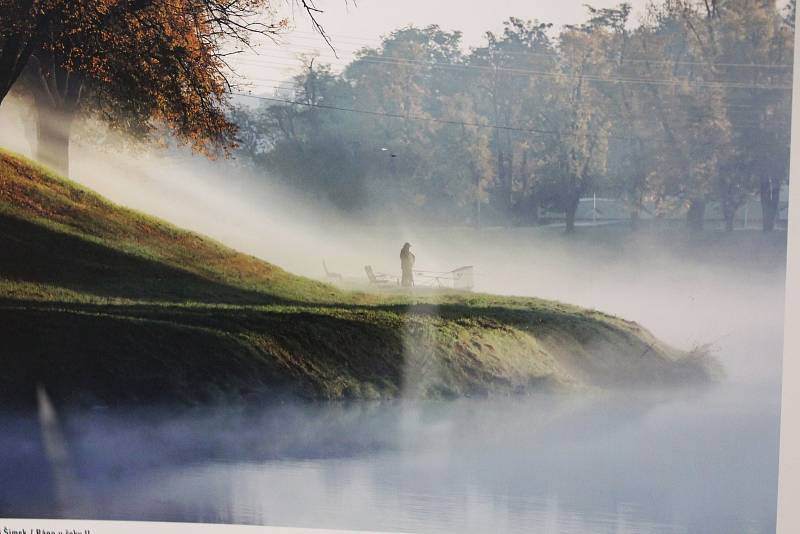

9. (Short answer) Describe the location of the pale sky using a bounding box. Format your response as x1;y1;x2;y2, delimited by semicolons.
229;0;651;97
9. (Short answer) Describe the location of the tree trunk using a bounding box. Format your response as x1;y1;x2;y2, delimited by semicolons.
35;105;74;176
494;148;506;218
27;52;84;177
505;150;514;224
724;210;735;232
565;194;580;234
722;202;737;232
473;173;482;229
630;207;641;230
629;185;644;231
687;199;706;232
0;8;46;106
0;34;34;104
468;153;482;229
760;176;781;232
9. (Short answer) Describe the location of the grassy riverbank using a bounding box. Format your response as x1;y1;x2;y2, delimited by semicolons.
0;151;719;407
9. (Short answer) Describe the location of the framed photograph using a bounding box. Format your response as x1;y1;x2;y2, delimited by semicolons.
0;1;796;533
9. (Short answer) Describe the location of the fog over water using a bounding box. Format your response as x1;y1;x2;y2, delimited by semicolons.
0;384;781;533
0;104;787;532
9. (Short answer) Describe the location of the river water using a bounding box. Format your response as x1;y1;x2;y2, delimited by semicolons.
0;382;781;533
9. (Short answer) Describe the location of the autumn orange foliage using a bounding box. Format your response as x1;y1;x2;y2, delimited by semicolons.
1;0;292;160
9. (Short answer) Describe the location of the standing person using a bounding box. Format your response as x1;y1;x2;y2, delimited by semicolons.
400;242;415;287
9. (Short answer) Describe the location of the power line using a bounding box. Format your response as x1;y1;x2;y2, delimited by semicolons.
233;51;793;91
280;29;794;69
232;92;639;141
243;85;789;119
239;42;794;72
229;63;790;116
350;54;793;90
232;88;785;143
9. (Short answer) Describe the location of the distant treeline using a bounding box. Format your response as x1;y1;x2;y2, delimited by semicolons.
234;0;794;232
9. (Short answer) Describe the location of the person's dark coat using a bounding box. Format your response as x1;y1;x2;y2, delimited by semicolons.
400;243;415;287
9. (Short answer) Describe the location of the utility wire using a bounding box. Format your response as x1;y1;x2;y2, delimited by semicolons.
233;92;643;141
234;87;785;130
235;72;792;112
233;52;793;91
269;29;795;69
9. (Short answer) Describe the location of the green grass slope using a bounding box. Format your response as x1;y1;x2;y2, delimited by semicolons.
0;151;719;407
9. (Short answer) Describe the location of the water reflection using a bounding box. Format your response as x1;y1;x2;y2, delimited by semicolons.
0;383;779;533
